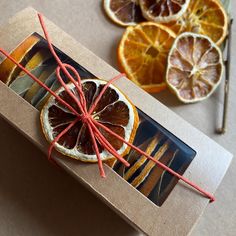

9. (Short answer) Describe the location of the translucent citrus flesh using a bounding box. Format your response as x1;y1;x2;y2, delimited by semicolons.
165;0;228;45
118;22;176;93
41;80;139;162
104;0;145;26
166;33;223;103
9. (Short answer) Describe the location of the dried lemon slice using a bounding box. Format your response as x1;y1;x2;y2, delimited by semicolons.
165;0;228;45
41;79;139;162
166;32;224;103
103;0;144;26
118;22;176;93
139;0;190;23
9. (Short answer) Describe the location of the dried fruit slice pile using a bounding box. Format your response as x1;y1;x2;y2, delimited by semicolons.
9;49;52;97
103;0;228;100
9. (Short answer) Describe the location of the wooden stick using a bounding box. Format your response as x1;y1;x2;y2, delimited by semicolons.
217;19;233;134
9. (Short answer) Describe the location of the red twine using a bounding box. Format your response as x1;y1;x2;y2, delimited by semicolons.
0;13;215;203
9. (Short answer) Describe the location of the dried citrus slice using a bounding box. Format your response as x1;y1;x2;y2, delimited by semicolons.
40;79;139;162
118;22;176;93
8;50;52;97
166;32;224;103
165;0;228;45
0;34;40;85
35;74;61;110
139;0;190;23
24;66;56;103
18;49;51;77
9;65;45;97
103;0;145;26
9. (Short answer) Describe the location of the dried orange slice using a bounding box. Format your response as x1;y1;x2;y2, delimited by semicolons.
166;32;224;103
165;0;228;45
118;22;176;93
103;0;145;26
0;34;40;85
40;79;139;162
139;0;190;23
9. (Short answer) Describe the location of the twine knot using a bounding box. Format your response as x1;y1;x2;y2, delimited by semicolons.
81;113;91;123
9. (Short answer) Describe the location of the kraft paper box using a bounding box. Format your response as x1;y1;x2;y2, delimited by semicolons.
0;7;233;236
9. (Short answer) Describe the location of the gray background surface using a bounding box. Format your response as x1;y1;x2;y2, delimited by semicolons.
0;1;235;235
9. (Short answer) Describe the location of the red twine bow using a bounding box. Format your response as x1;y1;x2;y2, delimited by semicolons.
0;13;215;203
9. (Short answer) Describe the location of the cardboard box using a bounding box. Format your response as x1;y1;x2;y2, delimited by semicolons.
0;7;232;235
